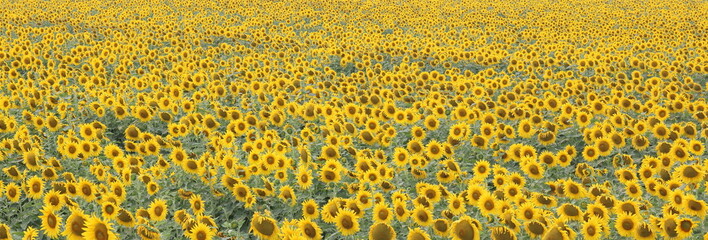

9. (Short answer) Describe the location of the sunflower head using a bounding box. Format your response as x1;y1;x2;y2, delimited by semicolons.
450;216;480;240
250;212;279;240
82;216;118;240
369;222;396;240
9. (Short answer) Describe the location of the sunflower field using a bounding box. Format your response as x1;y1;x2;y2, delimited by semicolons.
0;0;706;239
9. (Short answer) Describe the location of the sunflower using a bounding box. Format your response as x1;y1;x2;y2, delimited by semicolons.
449;123;469;140
407;227;431;240
320;145;339;161
465;184;487;205
431;219;450;236
409;126;426;140
424;115;440;130
82;216;118;240
0;224;11;240
296;167;313;189
420;185;442;203
425;140;444;160
477;193;499;216
524;220;546;238
101;201;119;220
447;195;466;215
491;226;516;240
63;208;87;240
539;151;556;166
392;148;410;167
517;202;539;222
77;179;96;202
299;199;319;220
25;175;44;199
43;190;65;212
39;206;62;238
652;124;670;139
517;119;536;138
625;181;643;199
411;205;432;227
633;222;655;240
615;213;640;237
674;218;694;239
115;209;135;227
683;195;707;217
373;202;393;223
319;168;341;184
136;226;160;240
182;159;205;175
472;160;491;180
579;216;604;240
686;139;704;155
23;149;42;171
278;186;297;206
595;138;612;156
450;216;480;240
674;164;703;183
334;208;359;236
631;135;650;150
542;225;573;240
503;184;522;203
522;161;544;179
582;145;600;161
23;226;38;239
79;124;98;140
298;218;322;240
564;181;586;199
393;200;409;221
669;144;689;162
250;212;279;240
109;182;126;203
659;214;680;239
133;106;153;122
538;131;556;145
558;203;583;221
148;199;168;221
188;223;215;240
5;183;21;202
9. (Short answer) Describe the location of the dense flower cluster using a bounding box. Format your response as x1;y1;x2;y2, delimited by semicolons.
0;0;706;239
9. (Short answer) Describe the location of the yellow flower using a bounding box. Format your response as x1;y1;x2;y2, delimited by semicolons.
298;218;322;240
25;176;44;199
5;183;21;202
22;226;38;240
189;195;205;215
580;217;603;240
450;216;480;240
423;115;440;130
39;206;62;238
101;201;119;220
115;210;136;228
296;167;313;189
0;224;11;240
250;212;279;240
148;199;168;221
77;179;96;202
63;208;87;240
188;223;215;240
334;208;360;236
23;149;42;171
369;222;396;240
43;190;65;211
82;216;118;240
614;213;641;237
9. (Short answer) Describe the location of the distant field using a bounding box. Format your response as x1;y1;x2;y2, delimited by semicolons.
0;0;706;239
